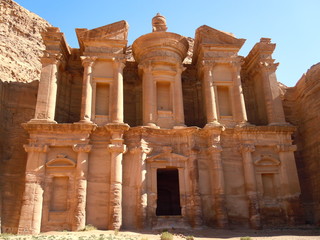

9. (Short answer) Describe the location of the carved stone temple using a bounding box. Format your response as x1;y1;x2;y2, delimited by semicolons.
15;14;302;234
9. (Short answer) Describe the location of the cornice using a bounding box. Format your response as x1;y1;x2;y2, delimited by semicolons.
22;123;96;134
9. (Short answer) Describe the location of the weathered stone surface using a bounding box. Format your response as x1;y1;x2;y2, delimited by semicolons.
0;0;51;83
283;63;320;226
0;3;317;234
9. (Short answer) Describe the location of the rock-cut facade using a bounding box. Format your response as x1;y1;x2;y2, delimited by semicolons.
15;14;303;234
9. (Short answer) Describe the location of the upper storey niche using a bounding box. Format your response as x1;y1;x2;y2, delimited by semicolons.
132;14;189;129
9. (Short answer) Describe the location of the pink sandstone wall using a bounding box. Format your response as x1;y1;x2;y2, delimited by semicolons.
283;63;320;225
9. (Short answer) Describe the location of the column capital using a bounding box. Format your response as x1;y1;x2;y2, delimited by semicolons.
80;56;98;67
275;144;297;152
73;144;92;153
207;144;222;153
239;143;255;152
200;60;215;71
23;144;49;153
258;60;279;72
108;144;127;153
130;145;152;155
113;58;126;71
138;61;153;72
41;51;62;65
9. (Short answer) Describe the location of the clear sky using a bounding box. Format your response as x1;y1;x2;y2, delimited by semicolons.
15;0;320;87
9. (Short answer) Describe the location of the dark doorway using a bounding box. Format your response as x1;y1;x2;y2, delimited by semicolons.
156;168;181;216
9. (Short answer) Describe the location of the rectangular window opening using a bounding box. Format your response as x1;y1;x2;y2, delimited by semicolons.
217;86;232;116
157;82;172;111
95;83;110;115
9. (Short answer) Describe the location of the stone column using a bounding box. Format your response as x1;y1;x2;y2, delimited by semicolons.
31;52;61;123
18;144;48;235
72;144;92;231
79;56;97;123
239;143;261;229
259;62;286;125
106;124;129;230
130;141;152;229
174;64;186;126
111;60;125;123
276;144;300;224
201;62;220;126
232;63;248;125
208;144;228;228
189;149;203;228
140;62;157;126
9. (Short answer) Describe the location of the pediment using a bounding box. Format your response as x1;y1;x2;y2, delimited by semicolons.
254;157;280;166
147;152;188;163
195;25;245;47
46;154;76;168
76;20;129;41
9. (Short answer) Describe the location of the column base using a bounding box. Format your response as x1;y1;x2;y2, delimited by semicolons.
204;121;222;128
236;121;254;127
75;119;93;124
144;123;160;129
173;124;187;129
268;122;291;126
28;119;57;124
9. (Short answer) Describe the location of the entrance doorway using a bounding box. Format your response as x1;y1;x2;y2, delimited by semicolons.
156;168;181;216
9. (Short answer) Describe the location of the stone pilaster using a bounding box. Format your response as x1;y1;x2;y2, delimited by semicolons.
232;61;248;125
239;143;261;229
189;149;203;228
174;64;186;126
30;52;61;123
106;124;129;230
139;62;157;127
18;144;49;235
79;56;97;123
111;60;125;123
130;141;152;229
71;144;92;231
208;144;228;228
259;61;287;125
201;62;220;127
275;144;301;224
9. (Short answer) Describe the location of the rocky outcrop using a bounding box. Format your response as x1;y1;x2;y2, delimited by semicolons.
283;63;320;226
0;0;51;233
0;0;51;82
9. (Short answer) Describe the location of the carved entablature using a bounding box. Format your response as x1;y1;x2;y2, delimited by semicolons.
46;154;76;168
76;20;129;54
41;27;71;67
242;38;278;77
24;144;49;153
193;25;246;65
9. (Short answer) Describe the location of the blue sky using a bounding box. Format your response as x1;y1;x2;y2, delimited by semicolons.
15;0;320;87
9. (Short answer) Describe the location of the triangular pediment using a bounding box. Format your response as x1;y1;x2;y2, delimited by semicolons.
76;20;129;41
195;25;245;47
147;152;188;163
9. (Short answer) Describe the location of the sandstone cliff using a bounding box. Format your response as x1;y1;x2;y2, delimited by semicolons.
0;0;51;82
0;0;51;233
283;63;320;226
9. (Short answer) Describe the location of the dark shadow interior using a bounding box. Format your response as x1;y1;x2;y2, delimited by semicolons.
156;168;181;216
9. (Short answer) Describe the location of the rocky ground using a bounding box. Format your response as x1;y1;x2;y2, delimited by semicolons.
1;227;320;240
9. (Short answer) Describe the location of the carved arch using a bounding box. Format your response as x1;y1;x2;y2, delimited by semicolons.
254;155;280;166
46;154;76;168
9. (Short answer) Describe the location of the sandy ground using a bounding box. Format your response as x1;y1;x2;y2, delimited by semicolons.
2;226;319;240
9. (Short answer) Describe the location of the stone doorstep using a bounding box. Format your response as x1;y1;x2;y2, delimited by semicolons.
152;216;191;230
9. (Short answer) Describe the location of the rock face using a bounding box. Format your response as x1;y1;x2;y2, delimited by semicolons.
283;63;320;226
0;0;51;82
0;0;51;233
